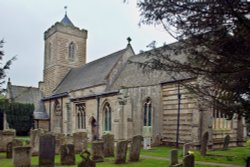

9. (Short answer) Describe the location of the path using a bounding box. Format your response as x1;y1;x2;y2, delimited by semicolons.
141;155;244;167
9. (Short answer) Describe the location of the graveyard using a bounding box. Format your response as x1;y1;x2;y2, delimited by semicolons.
0;129;249;167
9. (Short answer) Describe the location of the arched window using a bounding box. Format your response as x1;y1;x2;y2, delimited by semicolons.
144;97;152;126
76;103;86;129
103;102;112;131
68;42;75;61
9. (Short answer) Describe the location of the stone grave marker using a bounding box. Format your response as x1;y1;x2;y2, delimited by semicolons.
78;150;96;167
170;149;178;166
60;144;75;165
115;140;128;164
6;139;23;159
0;129;16;152
39;134;56;167
55;133;65;154
183;143;191;156
183;154;195;167
31;128;44;155
200;131;209;156
13;146;32;167
223;135;230;150
129;135;143;162
73;132;87;153
103;133;114;157
92;141;104;162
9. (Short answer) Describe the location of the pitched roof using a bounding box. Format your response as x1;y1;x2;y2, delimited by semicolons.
60;14;74;27
54;48;128;95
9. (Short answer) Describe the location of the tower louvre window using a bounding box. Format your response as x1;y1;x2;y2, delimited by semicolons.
68;42;75;61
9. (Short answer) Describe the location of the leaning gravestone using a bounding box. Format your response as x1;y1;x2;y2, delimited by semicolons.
92;141;104;162
39;134;56;167
73;132;87;153
115;140;128;164
223;135;230;150
0;129;16;152
6;139;23;159
183;154;195;167
31;128;44;155
13;146;32;167
170;149;179;166
103;133;114;157
200;131;209;156
129;135;143;162
60;144;75;165
78;150;96;167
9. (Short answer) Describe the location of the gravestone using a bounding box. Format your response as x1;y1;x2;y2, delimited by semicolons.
102;133;114;157
73;132;87;153
170;149;178;166
183;154;195;167
183;143;191;156
0;129;16;152
152;133;162;146
39;134;56;167
31;128;44;155
200;131;209;156
60;144;75;165
78;150;96;167
115;140;128;164
223;135;230;150
6;139;23;159
129;135;143;162
55;133;65;154
13;146;32;167
246;156;250;167
92;141;104;162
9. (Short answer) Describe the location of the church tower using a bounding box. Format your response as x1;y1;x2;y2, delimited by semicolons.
41;13;87;96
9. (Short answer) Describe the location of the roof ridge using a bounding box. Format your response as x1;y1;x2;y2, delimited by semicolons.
10;85;39;89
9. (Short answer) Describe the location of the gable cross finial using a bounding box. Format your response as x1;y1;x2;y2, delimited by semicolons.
127;37;132;45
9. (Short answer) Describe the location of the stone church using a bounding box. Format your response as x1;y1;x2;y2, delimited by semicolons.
8;13;246;149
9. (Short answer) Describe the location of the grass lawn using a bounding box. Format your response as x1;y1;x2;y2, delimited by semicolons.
141;146;249;165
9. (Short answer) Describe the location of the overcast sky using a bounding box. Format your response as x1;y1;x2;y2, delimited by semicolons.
0;0;175;88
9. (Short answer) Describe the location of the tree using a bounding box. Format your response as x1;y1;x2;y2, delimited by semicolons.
0;39;15;92
135;0;250;120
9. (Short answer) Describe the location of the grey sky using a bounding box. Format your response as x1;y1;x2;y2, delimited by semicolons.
0;0;175;88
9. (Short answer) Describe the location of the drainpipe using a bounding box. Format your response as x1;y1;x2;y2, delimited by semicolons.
176;82;181;148
49;100;51;131
96;96;100;140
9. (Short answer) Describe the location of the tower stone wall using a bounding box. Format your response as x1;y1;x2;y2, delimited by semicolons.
42;21;87;96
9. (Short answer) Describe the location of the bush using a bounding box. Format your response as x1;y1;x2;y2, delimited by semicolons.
247;139;250;149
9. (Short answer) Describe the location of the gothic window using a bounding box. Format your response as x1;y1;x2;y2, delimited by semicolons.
144;97;152;126
76;103;86;129
212;109;232;130
68;42;75;61
103;102;112;131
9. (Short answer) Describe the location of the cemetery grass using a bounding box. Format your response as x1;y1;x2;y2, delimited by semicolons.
0;152;212;167
141;146;249;165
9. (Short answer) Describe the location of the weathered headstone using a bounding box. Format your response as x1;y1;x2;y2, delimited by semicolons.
102;133;114;157
6;139;23;159
170;149;178;166
200;131;209;156
92;141;104;162
60;144;75;165
39;134;56;167
55;133;65;154
183;143;191;156
129;135;143;162
78;150;96;167
73;132;87;153
152;133;162;146
30;128;44;155
13;146;32;167
115;140;128;164
223;135;230;150
183;154;195;167
0;129;16;152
